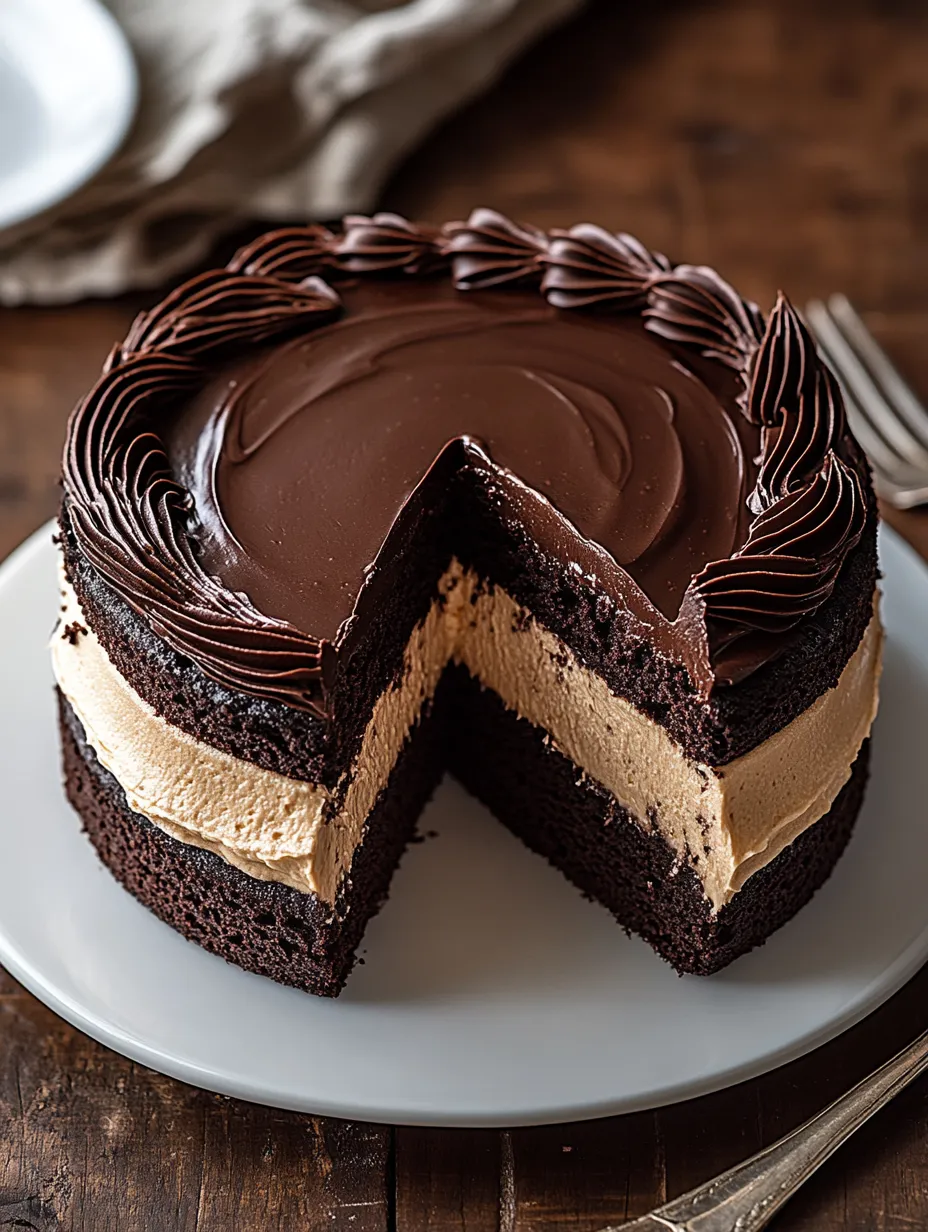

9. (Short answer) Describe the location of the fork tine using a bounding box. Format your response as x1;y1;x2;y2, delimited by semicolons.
839;387;910;480
805;301;902;475
837;382;928;499
885;480;928;511
804;300;928;471
805;302;926;498
827;294;928;453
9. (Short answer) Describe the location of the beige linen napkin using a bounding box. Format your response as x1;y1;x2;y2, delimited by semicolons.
0;0;583;305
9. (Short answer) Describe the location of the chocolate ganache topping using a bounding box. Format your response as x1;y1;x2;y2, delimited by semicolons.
444;208;548;288
62;210;870;717
542;224;671;309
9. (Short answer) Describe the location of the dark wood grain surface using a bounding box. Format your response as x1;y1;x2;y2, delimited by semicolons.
2;1;928;1227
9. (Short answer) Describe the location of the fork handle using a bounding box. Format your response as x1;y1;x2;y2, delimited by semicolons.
614;1026;928;1232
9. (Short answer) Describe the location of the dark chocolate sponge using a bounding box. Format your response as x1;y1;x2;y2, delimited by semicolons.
59;494;878;784
59;691;443;997
60;675;869;993
444;666;869;976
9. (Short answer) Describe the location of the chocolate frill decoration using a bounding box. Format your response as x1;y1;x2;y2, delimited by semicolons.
747;292;817;426
542;224;670;309
542;226;764;396
443;208;548;289
685;293;867;655
64;261;343;715
644;265;765;372
228;226;335;280
335;213;444;275
63;217;871;709
121;271;340;359
691;452;866;634
749;294;848;514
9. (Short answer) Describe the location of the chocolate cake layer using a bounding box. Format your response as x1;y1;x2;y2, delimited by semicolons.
60;671;869;989
55;538;879;913
444;666;870;975
59;494;878;784
59;690;444;997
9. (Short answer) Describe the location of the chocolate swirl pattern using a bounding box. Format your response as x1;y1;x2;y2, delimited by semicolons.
121;271;340;359
65;354;200;506
63;270;343;715
752;361;846;514
691;452;866;635
542;227;764;411
443;208;548;288
62;213;872;712
335;213;445;275
747;291;817;427
747;293;850;515
67;371;329;712
644;265;765;372
686;294;867;654
542;224;670;309
228;226;335;281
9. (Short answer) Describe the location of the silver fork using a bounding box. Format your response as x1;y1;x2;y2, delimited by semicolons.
607;1025;928;1231
805;294;928;509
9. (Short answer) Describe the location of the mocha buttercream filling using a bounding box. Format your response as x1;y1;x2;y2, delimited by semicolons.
52;556;882;911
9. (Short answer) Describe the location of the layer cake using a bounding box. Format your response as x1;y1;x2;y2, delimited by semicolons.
53;211;881;995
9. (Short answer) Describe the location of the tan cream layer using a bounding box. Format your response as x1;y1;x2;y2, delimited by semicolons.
52;564;451;903
53;558;882;910
452;568;882;908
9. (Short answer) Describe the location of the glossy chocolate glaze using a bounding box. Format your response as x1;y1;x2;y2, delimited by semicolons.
62;213;870;715
167;279;753;641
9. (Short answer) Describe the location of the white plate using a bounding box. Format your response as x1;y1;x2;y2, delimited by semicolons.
0;524;926;1127
0;0;136;232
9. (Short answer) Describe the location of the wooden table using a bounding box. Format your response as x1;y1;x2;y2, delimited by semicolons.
3;1;928;1227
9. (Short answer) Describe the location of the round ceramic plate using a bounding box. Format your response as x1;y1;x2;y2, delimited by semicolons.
0;0;136;232
0;523;925;1127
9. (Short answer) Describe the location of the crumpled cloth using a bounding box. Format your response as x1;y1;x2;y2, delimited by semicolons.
0;0;583;305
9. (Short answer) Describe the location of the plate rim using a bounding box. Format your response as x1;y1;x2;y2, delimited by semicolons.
0;0;137;232
0;521;926;1128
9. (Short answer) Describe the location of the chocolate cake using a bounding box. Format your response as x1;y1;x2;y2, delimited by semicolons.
52;211;882;996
